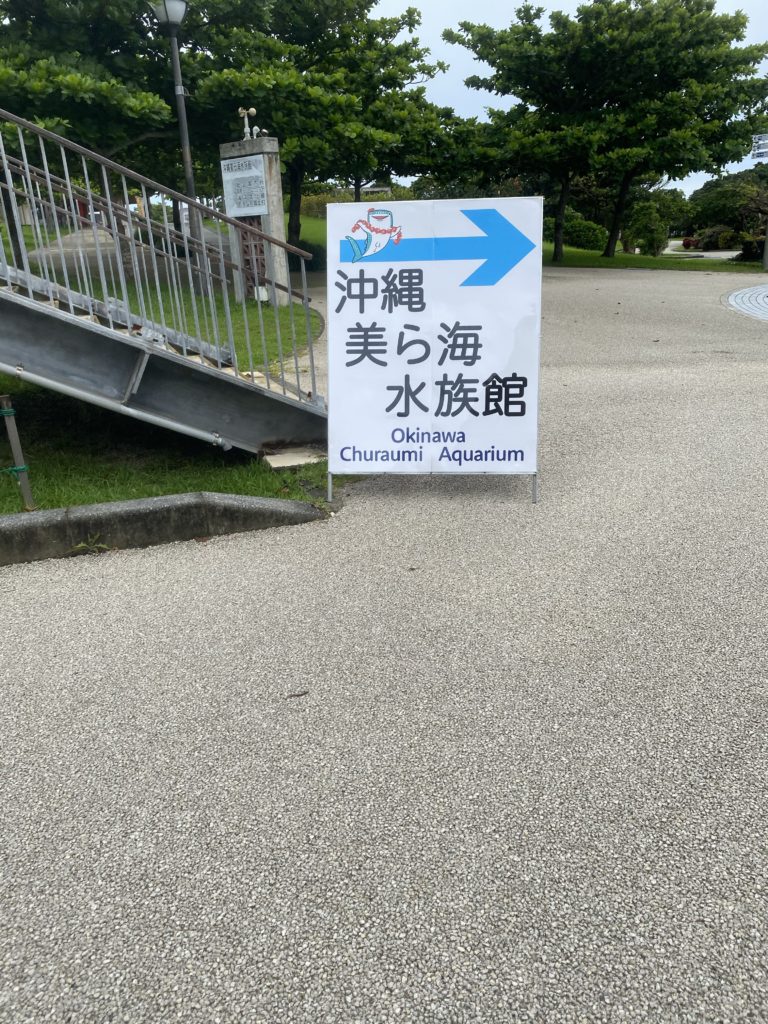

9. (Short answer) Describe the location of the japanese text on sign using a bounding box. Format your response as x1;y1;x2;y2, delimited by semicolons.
327;199;542;474
221;154;268;217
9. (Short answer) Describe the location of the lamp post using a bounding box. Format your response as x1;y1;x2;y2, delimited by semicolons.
152;0;197;209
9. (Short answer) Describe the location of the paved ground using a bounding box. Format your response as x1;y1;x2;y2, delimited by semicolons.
2;266;768;1023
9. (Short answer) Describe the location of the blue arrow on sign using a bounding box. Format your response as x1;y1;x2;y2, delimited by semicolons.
339;208;536;286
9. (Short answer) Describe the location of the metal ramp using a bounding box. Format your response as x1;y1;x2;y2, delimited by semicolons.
0;108;327;453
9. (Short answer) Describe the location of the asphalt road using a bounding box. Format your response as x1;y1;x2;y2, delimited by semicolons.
2;266;768;1023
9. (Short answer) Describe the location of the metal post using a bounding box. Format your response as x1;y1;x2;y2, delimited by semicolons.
763;216;768;272
1;395;36;511
167;24;204;281
168;27;196;207
327;472;333;503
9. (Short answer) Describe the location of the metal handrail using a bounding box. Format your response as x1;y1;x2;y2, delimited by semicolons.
0;106;312;258
0;106;321;405
1;154;305;300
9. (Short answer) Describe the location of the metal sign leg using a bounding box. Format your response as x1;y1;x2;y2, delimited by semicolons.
327;472;334;503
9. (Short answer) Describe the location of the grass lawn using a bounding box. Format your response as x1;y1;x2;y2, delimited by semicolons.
543;242;763;272
292;216;764;274
295;214;327;248
0;223;39;250
0;372;329;516
121;278;323;374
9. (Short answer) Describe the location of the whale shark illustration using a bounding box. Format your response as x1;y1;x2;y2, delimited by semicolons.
346;207;403;261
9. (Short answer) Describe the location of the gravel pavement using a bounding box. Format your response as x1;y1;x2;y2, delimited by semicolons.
2;266;768;1023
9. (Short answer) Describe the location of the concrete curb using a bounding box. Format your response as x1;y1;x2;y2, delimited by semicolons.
0;491;325;566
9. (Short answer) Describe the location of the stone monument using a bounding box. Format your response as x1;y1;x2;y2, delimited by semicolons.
219;108;290;306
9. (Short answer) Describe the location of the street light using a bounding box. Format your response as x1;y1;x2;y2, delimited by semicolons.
151;0;197;207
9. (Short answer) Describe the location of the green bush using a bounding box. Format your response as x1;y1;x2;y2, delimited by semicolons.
626;201;668;257
697;224;735;251
300;192;355;219
717;229;741;250
542;211;608;250
565;217;608;251
288;239;327;272
737;235;765;262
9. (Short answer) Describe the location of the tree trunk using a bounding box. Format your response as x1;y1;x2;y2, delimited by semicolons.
603;171;636;257
354;176;362;202
552;175;571;262
287;160;304;249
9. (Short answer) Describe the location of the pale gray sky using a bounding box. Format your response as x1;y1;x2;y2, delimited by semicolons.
374;0;768;194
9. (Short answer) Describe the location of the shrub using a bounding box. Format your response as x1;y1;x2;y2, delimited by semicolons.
287;239;326;272
626;201;668;257
697;224;735;251
542;211;608;250
682;236;698;249
737;235;765;262
565;216;609;251
717;229;741;250
300;191;355;219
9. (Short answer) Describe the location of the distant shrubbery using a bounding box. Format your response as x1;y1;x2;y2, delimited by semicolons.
543;210;608;251
697;224;740;251
624;200;668;256
300;192;357;219
736;235;765;262
288;239;327;272
682;226;743;252
298;185;409;220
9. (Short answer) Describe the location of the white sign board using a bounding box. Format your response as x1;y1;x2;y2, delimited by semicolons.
220;154;268;217
327;198;542;475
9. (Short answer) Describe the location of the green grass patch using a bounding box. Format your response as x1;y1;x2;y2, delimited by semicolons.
543;242;763;273
293;214;327;248
1;223;38;250
32;263;323;375
144;282;323;374
0;373;329;516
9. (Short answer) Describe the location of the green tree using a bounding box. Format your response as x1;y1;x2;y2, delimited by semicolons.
0;0;277;188
311;9;446;202
624;200;668;256
590;0;768;255
689;164;768;234
445;0;768;262
411;112;529;200
198;3;445;246
445;6;603;261
0;0;173;154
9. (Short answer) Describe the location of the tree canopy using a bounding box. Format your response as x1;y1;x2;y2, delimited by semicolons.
2;0;767;259
445;0;768;259
0;0;172;153
197;3;445;243
688;164;768;234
